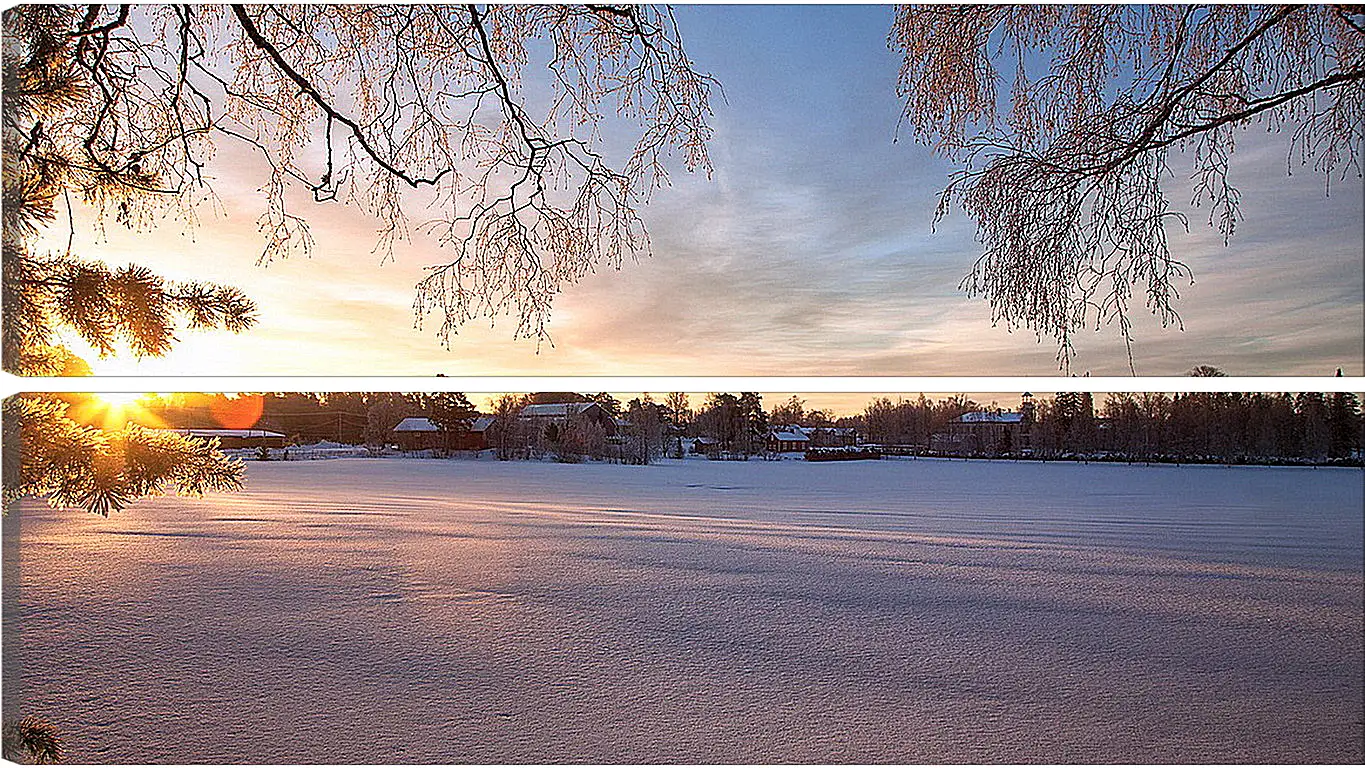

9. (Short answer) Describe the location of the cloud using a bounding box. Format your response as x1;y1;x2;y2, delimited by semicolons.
45;6;1363;378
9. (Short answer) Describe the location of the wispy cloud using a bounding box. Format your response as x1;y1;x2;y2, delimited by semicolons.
43;6;1362;378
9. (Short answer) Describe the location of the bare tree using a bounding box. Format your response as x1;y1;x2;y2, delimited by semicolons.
489;393;528;460
769;394;805;427
892;5;1365;370
5;4;715;353
3;4;714;513
625;395;664;464
663;391;690;430
1187;364;1227;377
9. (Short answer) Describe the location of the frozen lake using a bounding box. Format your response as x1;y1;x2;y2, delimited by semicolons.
4;457;1362;763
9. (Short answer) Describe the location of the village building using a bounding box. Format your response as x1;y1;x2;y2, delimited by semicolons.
469;415;496;447
809;426;859;448
931;410;1031;455
690;436;720;455
167;428;286;449
391;417;441;451
391;415;493;451
764;425;858;453
768;426;812;453
519;402;618;435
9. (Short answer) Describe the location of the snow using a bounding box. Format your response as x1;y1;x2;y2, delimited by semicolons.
392;417;439;432
520;402;599;418
957;411;1024;423
166;428;285;438
3;458;1361;763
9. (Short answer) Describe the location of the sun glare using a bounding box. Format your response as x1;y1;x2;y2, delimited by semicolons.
66;393;164;431
99;392;145;406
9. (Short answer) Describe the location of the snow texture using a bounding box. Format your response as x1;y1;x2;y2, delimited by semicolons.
3;458;1362;763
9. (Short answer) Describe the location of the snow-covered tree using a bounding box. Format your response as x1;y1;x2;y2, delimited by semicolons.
893;5;1365;368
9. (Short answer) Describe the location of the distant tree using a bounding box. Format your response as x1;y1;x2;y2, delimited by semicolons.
1070;392;1096;453
805;408;834;428
1101;393;1140;455
1327;390;1362;458
1266;393;1301;459
424;392;477;453
625;395;664;464
893;5;1365;369
258;393;328;442
737;392;767;455
489;393;529;460
588;392;622;417
320;392;367;444
1296;392;1331;459
525;392;589;405
696;393;742;454
770;395;806;426
663;392;691;432
363;393;421;446
861;397;897;445
1188;365;1227;377
553;416;606;463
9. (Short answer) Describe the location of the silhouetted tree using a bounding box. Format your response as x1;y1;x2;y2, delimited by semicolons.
625;395;664;464
737;392;767;455
770;395;806;427
696;393;742;454
588;393;622;418
424;392;477;454
1188;365;1227;377
1296;392;1331;459
489;394;530;460
1327;391;1362;459
664;392;691;433
363;393;422;446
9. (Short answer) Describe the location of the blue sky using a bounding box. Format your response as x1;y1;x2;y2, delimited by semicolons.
52;5;1365;378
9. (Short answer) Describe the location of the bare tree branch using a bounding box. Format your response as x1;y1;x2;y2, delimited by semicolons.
894;4;1365;371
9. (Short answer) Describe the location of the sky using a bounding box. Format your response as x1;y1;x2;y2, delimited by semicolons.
42;5;1365;379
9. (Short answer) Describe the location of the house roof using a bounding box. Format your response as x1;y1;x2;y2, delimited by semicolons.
520;402;601;418
393;417;440;432
471;415;495;432
169;428;285;438
771;430;811;442
956;411;1024;424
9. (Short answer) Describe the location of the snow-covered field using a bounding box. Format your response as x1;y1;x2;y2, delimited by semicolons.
4;458;1362;763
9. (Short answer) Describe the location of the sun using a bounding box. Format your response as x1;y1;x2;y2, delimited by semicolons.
66;393;164;430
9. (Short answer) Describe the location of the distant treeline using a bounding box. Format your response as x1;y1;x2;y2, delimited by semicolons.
137;391;1364;465
858;392;1363;464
